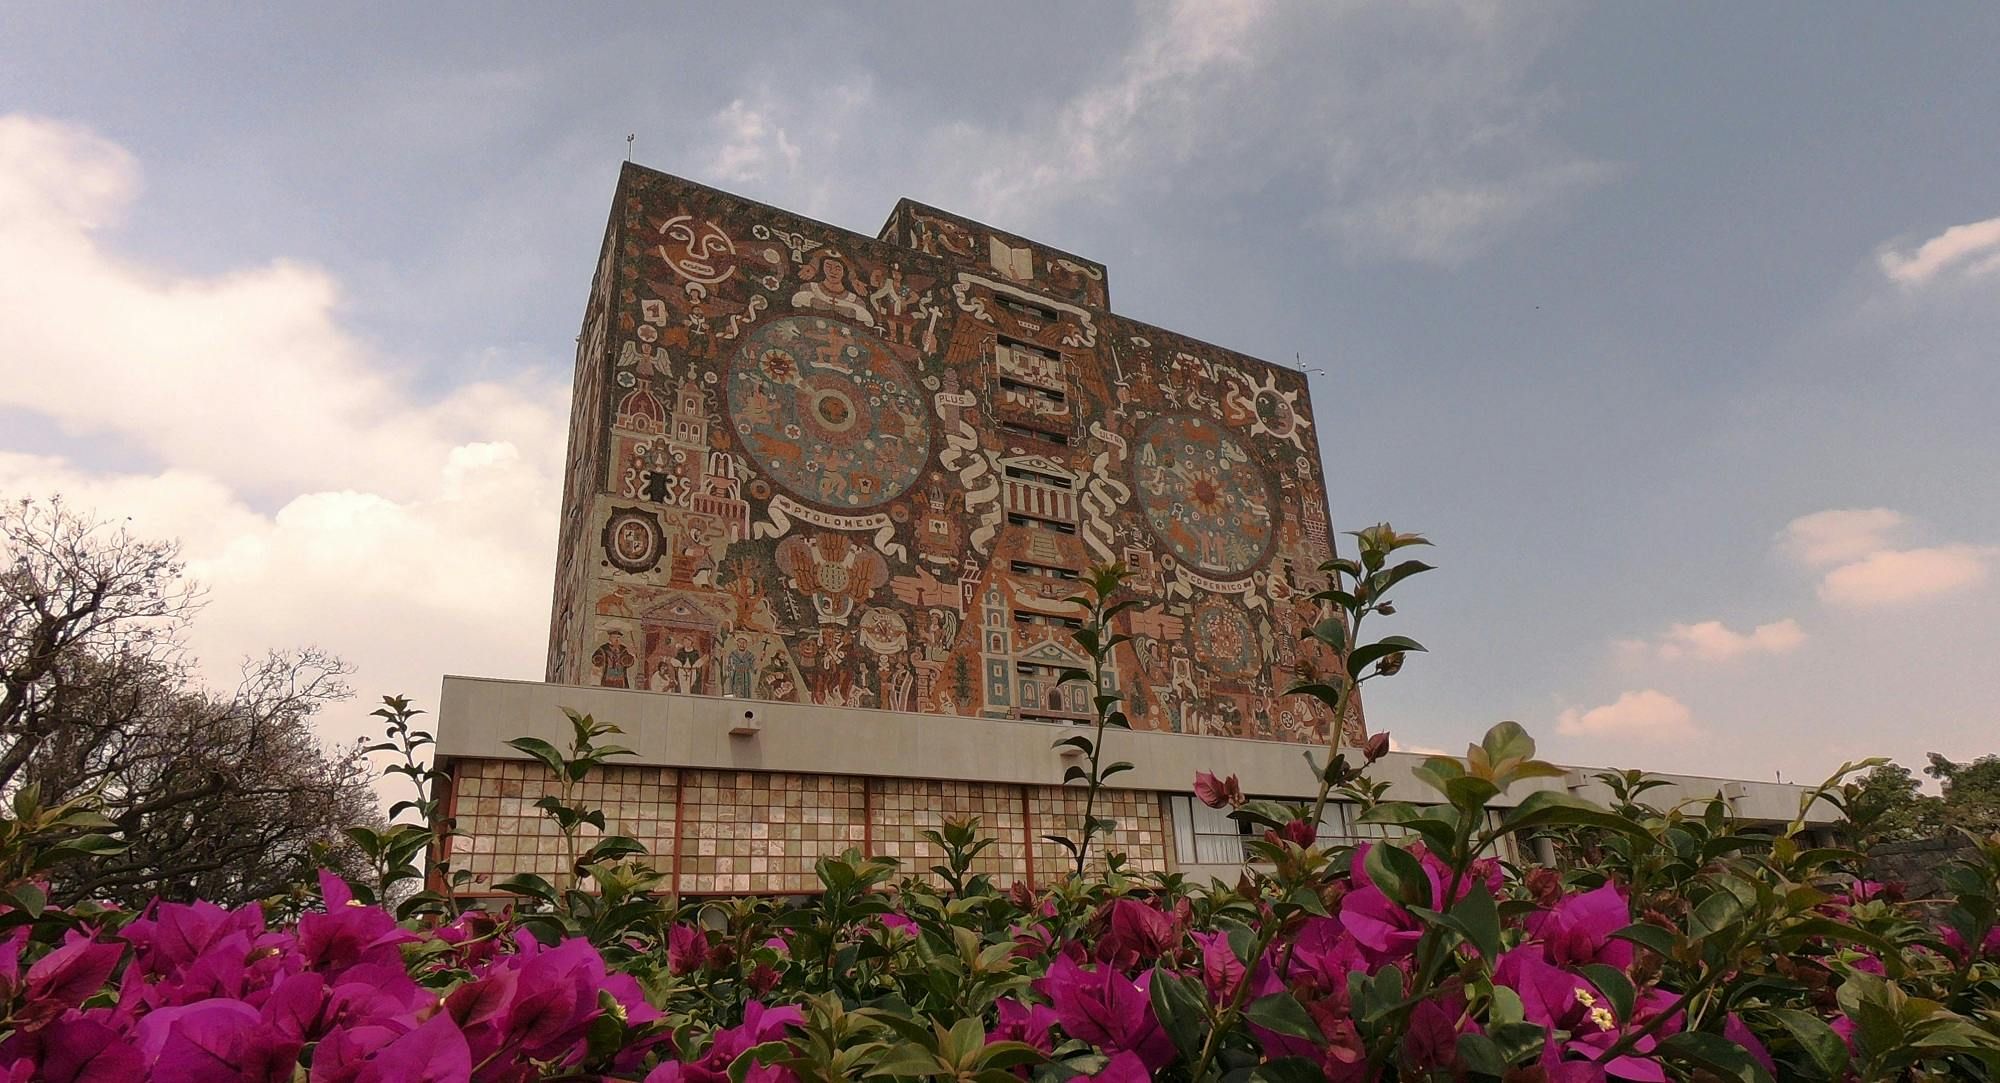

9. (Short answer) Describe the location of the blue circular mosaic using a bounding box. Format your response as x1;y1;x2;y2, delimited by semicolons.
726;315;932;509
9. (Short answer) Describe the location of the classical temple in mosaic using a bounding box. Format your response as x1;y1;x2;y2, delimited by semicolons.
432;163;1828;895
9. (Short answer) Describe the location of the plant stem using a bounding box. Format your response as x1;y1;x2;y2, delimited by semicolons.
1593;927;1748;1066
1188;922;1281;1081
1074;593;1111;878
1307;561;1365;829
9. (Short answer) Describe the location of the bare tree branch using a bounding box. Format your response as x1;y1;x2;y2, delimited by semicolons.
2;496;376;906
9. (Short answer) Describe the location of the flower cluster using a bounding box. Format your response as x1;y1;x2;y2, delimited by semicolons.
5;692;1997;1081
0;871;661;1082
3;812;1994;1083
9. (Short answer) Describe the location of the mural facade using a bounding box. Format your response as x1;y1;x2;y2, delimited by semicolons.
547;166;1357;745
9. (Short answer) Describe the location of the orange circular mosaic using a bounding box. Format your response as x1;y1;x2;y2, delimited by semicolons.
1132;414;1276;579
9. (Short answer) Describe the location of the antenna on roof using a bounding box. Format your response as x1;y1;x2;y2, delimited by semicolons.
626;133;636;162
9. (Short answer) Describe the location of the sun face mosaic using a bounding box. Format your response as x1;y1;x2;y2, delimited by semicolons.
545;170;1355;745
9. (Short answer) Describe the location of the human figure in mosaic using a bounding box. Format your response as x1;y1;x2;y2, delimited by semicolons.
671;636;708;694
592;631;635;689
722;634;757;699
790;255;874;325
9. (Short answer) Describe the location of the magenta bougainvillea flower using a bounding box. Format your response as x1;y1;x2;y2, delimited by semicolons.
1496;947;1676;1082
645;1001;802;1083
1096;898;1175;971
987;996;1059;1053
20;932;124;1026
1525;882;1634;969
667;923;709;976
1193;771;1244;809
1032;954;1174;1070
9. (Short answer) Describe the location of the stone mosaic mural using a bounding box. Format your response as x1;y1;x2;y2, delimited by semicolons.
547;166;1355;745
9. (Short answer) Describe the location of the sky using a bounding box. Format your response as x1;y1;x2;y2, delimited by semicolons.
2;2;1997;787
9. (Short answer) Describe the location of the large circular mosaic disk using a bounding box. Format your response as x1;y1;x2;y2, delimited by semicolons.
726;315;932;509
1132;414;1276;578
1191;601;1257;678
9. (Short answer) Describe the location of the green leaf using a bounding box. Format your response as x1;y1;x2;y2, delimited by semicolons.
1147;965;1209;1063
51;833;124;857
976;1041;1047;1072
1231;799;1305;830
1609;922;1679;957
1444;883;1502;961
1487;1020;1548;1066
1762;1008;1850;1079
492;873;557;904
1247;1058;1329;1083
1690;889;1749;943
1242;992;1321;1042
868;1043;946;1077
1347;635;1427;680
1579;963;1635;1024
1444;775;1500;812
1498;791;1649;841
1657;1031;1775;1083
1309;617;1349;652
503;736;565;775
1480;720;1537;765
1455;1033;1508;1077
1781;917;1900;960
1372;559;1435;595
1363;841;1428;908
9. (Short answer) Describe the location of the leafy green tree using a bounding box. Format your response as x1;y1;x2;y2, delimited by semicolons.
1845;762;1945;846
1927;752;2000;836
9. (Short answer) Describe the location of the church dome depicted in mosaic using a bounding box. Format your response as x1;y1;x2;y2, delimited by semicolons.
545;166;1355;747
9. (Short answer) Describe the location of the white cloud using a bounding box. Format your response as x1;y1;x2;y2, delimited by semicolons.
1779;507;1905;568
936;1;1613;264
953;0;1267;220
1630;618;1806;663
1556;689;1699;741
1880;215;2000;287
0;115;565;503
0;114;564;745
675;4;1608;265
707;99;804;184
1818;545;1995;607
1388;737;1453;757
1778;508;1994;608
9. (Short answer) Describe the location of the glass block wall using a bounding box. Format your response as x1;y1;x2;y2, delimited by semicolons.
1027;784;1171;875
678;770;869;894
451;760;678;892
446;759;1169;894
868;779;1029;885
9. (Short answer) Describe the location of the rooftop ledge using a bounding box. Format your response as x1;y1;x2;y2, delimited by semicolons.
434;675;1838;825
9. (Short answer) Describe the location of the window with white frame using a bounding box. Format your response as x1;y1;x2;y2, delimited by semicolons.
1318;803;1509;858
1168;795;1253;865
